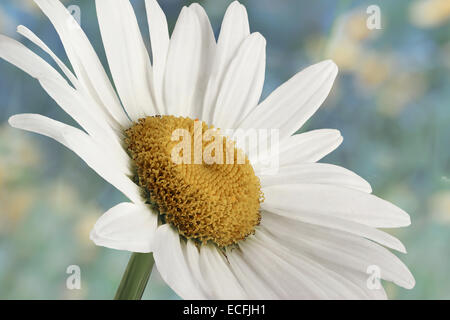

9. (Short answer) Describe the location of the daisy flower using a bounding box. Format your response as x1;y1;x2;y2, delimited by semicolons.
0;0;414;299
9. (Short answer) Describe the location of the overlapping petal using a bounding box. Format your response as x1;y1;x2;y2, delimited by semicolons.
96;0;157;119
90;202;158;253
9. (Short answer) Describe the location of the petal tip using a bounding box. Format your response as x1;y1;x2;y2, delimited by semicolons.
8;115;20;128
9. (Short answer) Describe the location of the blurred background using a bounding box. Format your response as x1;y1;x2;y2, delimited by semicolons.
0;0;449;299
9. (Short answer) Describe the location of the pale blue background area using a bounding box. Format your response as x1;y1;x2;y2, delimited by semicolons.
0;0;449;299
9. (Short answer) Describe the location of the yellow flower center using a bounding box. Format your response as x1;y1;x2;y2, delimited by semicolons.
124;116;263;247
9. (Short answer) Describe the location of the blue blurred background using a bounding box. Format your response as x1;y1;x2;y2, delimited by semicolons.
0;0;449;299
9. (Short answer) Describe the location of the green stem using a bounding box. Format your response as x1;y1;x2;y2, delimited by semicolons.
114;252;154;300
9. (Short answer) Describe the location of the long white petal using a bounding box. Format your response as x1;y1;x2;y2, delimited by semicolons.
254;229;374;299
39;77;131;174
145;0;169;111
202;1;250;123
8;114;141;203
212;33;266;130
33;0;130;129
90;202;158;253
328;266;388;299
152;224;205;299
238;60;338;141
263;184;411;228
184;240;209;297
188;3;216;119
259;163;372;193
281;129;342;164
164;6;214;118
225;246;279;299
197;244;247;299
16;25;78;87
96;0;157;120
236;236;329;298
262;217;415;289
262;210;406;253
0;35;122;154
254;129;343;171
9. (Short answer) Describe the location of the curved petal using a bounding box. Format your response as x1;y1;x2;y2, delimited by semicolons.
212;33;266;130
145;0;169;111
38;77;130;172
202;1;250;123
197;244;247;299
261;216;415;289
184;240;248;299
96;0;157;120
225;246;279;299
227;228;388;299
254;129;343;172
0;35;125;160
329;266;388;300
33;0;130;129
16;25;78;87
262;210;406;253
184;240;209;296
90;202;158;253
8;114;141;203
238;60;338;142
188;3;217;119
259;163;372;193
253;230;375;299
0;34;64;83
152;224;205;299
164;6;215;118
234;235;330;298
262;184;411;228
281;129;342;164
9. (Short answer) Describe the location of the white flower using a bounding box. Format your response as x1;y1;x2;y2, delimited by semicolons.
0;0;414;299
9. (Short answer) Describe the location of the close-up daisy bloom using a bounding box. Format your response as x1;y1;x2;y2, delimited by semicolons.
2;0;434;302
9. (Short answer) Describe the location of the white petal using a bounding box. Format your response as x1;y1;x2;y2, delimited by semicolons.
225;246;279;299
197;244;247;299
145;0;169;111
254;129;343;171
282;129;342;164
187;3;217;119
325;264;388;299
1;32;127;160
152;224;205;299
262;214;415;289
9;114;141;203
202;1;250;123
16;25;78;87
0;34;62;81
96;0;157;120
43;77;130;174
236;235;329;298
238;60;338;141
164;6;214;118
34;0;130;129
212;33;266;130
259;163;372;193
6;34;129;170
262;209;406;253
262;184;411;228
184;240;209;296
0;35;122;154
253;229;373;299
90;202;158;253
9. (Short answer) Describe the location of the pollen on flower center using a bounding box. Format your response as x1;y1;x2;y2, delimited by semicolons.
124;115;263;247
